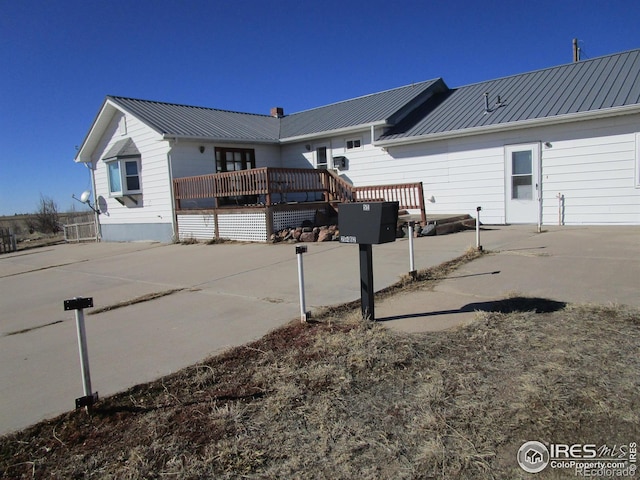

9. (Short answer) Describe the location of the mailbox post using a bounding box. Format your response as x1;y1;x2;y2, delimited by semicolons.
339;201;399;321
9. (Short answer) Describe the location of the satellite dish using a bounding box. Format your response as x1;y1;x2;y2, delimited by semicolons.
80;190;91;203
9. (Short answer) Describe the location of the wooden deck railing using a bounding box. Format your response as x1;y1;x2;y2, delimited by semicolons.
173;167;426;223
173;167;330;207
353;183;425;210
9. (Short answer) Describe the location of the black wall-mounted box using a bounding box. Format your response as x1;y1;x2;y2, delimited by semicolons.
339;201;399;245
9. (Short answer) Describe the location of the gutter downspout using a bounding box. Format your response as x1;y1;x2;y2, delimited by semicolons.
87;162;101;241
537;142;543;233
167;143;178;242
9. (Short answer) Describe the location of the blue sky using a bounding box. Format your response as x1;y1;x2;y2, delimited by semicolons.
1;0;638;215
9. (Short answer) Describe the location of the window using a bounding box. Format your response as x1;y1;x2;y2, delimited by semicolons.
215;147;255;172
315;146;328;169
107;158;141;196
346;138;362;150
511;150;533;199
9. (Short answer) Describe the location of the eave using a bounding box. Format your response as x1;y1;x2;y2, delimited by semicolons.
374;104;640;147
74;99;119;163
161;133;280;145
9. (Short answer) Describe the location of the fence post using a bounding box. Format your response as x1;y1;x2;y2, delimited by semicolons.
265;169;273;205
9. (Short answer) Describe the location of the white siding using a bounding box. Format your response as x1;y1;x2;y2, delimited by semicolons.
540;122;640;225
171;142;281;179
91;111;173;229
282;114;640;225
91;106;640;231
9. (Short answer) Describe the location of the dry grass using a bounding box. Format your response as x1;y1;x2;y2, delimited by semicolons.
314;247;485;320
1;253;638;479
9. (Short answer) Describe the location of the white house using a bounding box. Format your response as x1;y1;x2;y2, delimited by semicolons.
75;48;640;242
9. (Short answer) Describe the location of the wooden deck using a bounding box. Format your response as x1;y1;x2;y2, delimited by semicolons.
173;168;426;224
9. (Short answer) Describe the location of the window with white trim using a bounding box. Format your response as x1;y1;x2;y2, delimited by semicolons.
346;138;362;150
107;158;142;196
315;146;328;169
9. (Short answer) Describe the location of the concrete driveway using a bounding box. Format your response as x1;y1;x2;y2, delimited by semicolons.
0;234;473;434
1;225;638;434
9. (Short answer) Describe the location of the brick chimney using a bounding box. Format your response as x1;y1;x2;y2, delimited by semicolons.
270;107;284;118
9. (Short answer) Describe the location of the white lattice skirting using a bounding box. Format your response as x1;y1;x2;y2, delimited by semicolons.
273;209;316;231
178;208;319;243
177;214;216;241
217;212;268;242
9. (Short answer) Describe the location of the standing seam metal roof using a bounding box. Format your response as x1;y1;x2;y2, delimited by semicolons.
379;49;640;141
278;79;445;139
107;96;282;142
106;79;445;143
101;50;640;147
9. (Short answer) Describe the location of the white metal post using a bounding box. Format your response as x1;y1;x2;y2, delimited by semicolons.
408;221;416;278
296;245;308;323
476;206;483;251
75;308;92;399
64;296;98;412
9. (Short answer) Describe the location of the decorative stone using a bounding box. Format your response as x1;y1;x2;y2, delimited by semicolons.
317;229;332;242
419;224;436;236
300;231;317;242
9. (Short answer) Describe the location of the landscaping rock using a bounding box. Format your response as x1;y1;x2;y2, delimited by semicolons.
317;228;332;242
299;231;317;242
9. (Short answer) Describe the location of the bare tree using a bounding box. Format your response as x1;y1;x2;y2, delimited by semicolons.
34;195;60;234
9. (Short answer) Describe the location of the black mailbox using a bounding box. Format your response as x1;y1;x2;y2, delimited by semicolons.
339;201;399;245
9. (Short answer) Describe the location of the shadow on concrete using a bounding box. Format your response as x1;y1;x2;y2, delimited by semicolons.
378;296;567;322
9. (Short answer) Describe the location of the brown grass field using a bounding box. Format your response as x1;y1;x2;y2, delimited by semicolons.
1;251;638;479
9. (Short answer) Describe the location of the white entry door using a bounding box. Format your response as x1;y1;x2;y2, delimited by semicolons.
505;143;540;224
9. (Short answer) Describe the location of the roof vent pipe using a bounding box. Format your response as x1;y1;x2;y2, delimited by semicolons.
484;92;490;113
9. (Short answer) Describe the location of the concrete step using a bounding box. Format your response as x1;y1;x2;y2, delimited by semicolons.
434;215;475;235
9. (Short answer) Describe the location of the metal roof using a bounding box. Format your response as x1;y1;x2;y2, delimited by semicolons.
79;49;640;158
379;49;640;142
279;79;446;139
105;80;447;144
107;96;281;142
103;137;140;159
